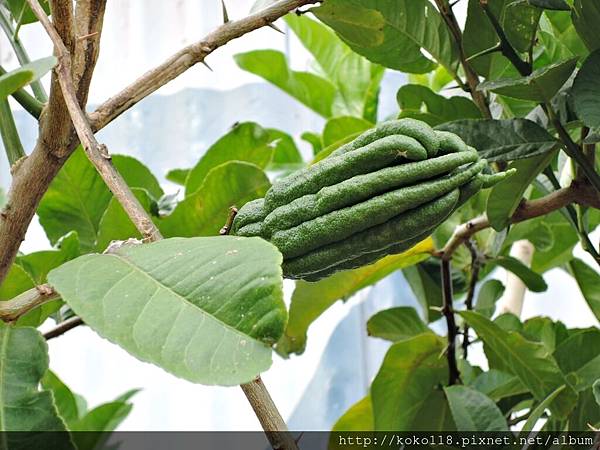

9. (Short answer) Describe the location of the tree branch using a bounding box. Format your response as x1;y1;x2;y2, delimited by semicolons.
441;259;461;385
44;316;84;340
88;0;319;131
440;183;600;260
0;284;59;322
0;0;316;287
462;239;481;359
433;0;491;119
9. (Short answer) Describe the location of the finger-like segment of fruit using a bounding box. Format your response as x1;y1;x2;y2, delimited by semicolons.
331;119;440;158
235;222;263;237
264;134;428;212
300;231;433;282
271;160;485;258
262;150;479;236
282;189;459;279
231;198;267;233
478;168;517;188
436;130;468;154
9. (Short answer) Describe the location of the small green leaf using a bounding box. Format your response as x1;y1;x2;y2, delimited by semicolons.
313;0;457;75
0;322;74;449
185;122;275;195
6;0;51;25
96;188;154;251
17;232;80;284
322;116;373;148
371;334;447;430
572;49;600;129
444;385;508;431
301;132;322;156
436;119;558;162
459;311;577;418
402;262;442;323
234;50;336;118
521;385;566;432
367;307;430;342
0;56;56;99
492;256;548;292
277;240;433;356
397;84;481;127
569;258;600;322
0;262;34;301
475;279;505;318
486;151;556;230
48;236;286;386
478;58;578;102
161;162;270;238
572;0;600;52
41;370;85;426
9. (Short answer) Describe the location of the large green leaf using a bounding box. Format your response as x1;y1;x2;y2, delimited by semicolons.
0;56;56;99
397;84;481;127
6;0;51;25
529;0;570;10
503;0;542;53
371;333;447;430
572;49;600;129
322;116;373;148
41;370;86;426
486;151;556;230
569;258;600;322
285;14;383;118
0;322;73;449
553;329;600;391
478;58;578;102
366;307;430;342
265;128;303;171
521;385;566;432
572;0;600;52
402;262;442;323
277;239;433;356
48;236;286;386
471;370;528;401
161;162;270;238
313;0;457;74
234;50;336;118
436;119;558;162
544;9;589;58
185;123;275;195
444;385;508;431
459;311;577;418
490;256;548;292
38;148;162;251
96;189;154;251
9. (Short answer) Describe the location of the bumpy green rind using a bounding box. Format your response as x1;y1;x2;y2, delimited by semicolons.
231;198;267;233
235;221;263;237
262;150;479;236
435;130;468;154
270;160;486;258
264;134;428;212
282;189;460;279
330;118;441;158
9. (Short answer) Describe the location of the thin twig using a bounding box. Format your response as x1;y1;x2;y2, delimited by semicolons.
462;239;481;359
219;206;239;235
439;183;600;260
0;284;59;322
44;316;84;340
441;259;461;385
433;0;491;118
26;0;163;243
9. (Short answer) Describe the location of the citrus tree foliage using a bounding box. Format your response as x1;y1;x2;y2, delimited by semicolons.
0;0;599;437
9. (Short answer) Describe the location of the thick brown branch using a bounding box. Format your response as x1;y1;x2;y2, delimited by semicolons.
27;0;163;243
0;284;59;322
441;259;461;385
440;184;599;260
88;0;319;131
0;0;106;287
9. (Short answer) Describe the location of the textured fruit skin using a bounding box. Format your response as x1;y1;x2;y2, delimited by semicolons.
232;119;510;281
264;134;428;212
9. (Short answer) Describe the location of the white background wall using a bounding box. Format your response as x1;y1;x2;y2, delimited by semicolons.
1;0;598;431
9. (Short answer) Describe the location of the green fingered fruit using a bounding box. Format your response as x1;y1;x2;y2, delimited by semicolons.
233;119;513;281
